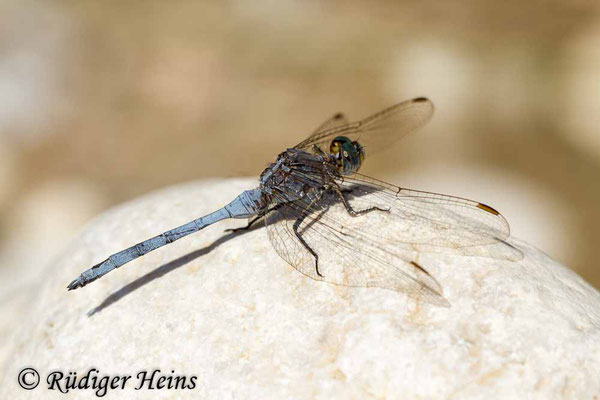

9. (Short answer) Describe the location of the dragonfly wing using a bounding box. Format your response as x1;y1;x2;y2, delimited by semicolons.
295;97;434;155
311;112;349;135
263;170;521;305
264;189;450;306
338;173;523;261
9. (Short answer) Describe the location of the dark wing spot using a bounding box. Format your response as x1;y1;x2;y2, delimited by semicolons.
477;203;500;215
333;112;344;119
413;97;429;103
410;261;432;276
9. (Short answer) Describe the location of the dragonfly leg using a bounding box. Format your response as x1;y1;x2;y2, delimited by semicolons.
312;144;328;157
225;203;286;233
293;201;323;278
225;214;263;233
333;186;389;217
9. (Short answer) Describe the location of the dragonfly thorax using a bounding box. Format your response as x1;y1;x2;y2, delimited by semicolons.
329;136;365;175
258;148;338;202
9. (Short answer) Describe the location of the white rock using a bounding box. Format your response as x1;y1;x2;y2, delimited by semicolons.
1;178;599;399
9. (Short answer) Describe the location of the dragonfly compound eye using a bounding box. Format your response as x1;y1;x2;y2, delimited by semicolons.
328;136;363;175
352;140;365;164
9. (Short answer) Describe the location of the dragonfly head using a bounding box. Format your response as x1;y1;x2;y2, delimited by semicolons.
330;136;365;175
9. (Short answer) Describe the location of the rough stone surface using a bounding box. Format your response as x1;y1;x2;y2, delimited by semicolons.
1;178;599;399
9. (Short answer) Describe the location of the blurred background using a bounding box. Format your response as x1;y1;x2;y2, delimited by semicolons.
1;0;600;345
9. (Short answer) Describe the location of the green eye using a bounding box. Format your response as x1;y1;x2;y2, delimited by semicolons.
329;136;364;175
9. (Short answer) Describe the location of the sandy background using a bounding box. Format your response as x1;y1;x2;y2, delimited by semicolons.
1;0;600;326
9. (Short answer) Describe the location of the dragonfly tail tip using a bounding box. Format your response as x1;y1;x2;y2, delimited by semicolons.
67;277;83;291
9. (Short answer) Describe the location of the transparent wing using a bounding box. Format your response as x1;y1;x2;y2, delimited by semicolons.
265;189;450;306
311;112;349;134
339;173;523;260
264;172;522;306
295;97;434;154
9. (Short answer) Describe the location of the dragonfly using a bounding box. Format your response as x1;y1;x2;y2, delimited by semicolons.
67;97;523;306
